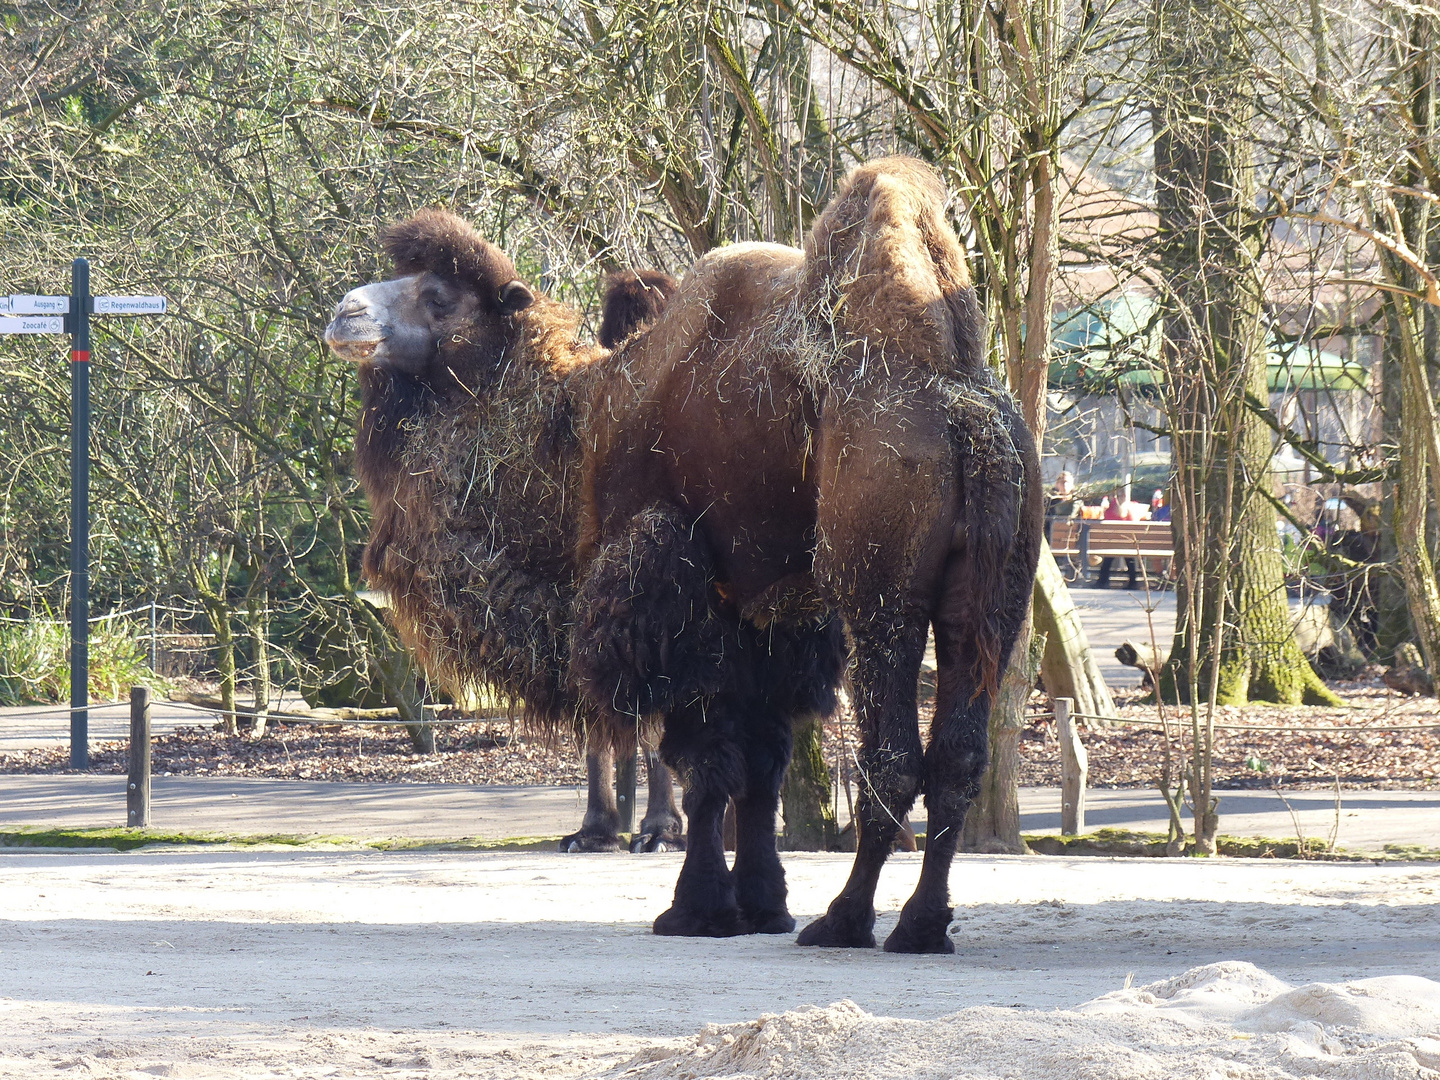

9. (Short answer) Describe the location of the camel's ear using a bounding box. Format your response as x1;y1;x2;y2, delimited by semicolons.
498;279;535;315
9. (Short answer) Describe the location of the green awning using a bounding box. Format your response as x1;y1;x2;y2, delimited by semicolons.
1050;295;1368;392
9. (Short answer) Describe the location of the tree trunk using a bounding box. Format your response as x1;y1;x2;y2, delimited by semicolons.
209;599;237;736
1152;0;1336;709
781;710;837;850
1376;316;1417;664
1033;543;1116;722
1387;11;1440;684
247;587;270;736
372;638;435;754
322;501;435;751
1392;312;1440;676
960;621;1042;854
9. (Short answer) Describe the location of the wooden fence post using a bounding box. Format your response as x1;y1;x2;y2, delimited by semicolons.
127;685;151;828
1056;696;1087;836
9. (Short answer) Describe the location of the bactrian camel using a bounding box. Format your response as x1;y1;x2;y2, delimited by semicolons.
324;156;1041;952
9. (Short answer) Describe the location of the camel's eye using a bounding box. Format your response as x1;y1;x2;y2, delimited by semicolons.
422;290;454;317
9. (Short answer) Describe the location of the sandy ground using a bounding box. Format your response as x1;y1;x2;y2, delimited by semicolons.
4;848;1440;1078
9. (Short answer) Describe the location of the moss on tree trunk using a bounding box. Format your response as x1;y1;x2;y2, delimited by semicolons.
781;710;837;850
1159;368;1340;707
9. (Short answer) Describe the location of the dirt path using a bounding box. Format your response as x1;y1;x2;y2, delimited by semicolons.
3;849;1439;1078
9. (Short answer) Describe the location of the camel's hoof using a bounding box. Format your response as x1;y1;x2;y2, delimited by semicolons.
883;907;956;954
743;909;796;935
559;831;624;854
795;912;876;949
653;904;750;938
630;831;686;854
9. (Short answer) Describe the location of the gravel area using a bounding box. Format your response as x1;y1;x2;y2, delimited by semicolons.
1;671;1436;793
1018;672;1440;791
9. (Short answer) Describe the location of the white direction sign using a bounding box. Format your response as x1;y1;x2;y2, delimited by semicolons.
0;315;64;334
95;295;166;314
10;295;70;315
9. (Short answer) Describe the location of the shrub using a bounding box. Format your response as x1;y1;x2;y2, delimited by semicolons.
0;617;164;706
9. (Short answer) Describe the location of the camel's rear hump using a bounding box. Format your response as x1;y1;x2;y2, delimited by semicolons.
801;156;983;378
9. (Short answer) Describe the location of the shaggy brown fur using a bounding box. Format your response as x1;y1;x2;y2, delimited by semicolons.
327;156;1041;953
571;157;1040;949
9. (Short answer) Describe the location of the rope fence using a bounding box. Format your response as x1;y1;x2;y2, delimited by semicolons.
6;699;1439;734
7;701;1438;736
0;601;211;625
0;698;500;728
1026;709;1440;735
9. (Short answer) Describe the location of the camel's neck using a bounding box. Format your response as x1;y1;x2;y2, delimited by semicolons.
355;364;433;499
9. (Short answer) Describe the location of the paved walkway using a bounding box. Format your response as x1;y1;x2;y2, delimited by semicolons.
1068;588;1176;689
0;775;1433;854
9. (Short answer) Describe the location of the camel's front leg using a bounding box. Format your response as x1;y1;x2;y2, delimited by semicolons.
559;735;624;853
652;699;749;937
730;704;795;934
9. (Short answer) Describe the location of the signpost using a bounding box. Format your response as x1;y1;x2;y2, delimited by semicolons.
70;261;91;770
0;260;167;768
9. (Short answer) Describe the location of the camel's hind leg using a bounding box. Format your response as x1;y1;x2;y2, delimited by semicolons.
795;616;929;947
797;395;956;948
882;612;990;952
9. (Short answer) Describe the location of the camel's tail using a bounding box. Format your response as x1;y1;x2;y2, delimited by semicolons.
940;377;1040;699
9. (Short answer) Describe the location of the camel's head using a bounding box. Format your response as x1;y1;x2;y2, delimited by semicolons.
324;209;535;389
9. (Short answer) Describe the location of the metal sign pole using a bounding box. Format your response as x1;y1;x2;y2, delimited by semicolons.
69;258;90;769
0;269;162;771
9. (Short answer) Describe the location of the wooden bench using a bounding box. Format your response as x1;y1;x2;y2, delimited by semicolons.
1047;519;1174;583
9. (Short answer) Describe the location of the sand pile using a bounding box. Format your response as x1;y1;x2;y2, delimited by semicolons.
616;962;1440;1080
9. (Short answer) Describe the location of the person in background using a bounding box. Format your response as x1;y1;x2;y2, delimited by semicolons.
1151;489;1171;522
1044;470;1077;543
1096;489;1140;589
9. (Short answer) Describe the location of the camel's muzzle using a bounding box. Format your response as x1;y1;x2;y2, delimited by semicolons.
325;289;391;364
